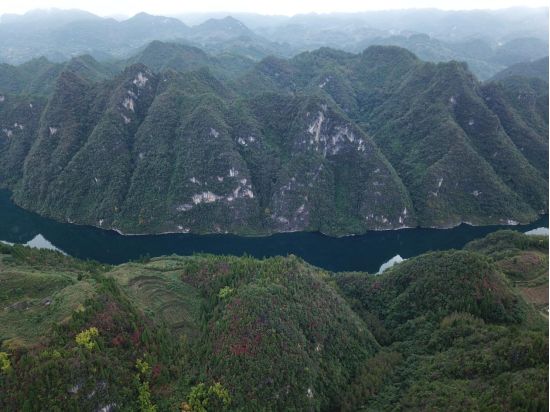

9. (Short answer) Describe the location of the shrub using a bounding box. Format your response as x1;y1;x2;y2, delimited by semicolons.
0;352;11;374
75;327;99;350
187;382;231;412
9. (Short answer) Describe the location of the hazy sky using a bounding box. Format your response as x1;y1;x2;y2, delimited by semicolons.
1;0;548;17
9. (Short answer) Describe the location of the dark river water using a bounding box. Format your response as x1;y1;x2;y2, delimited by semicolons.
0;190;547;273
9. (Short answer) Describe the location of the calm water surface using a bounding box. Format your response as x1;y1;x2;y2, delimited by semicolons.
0;190;547;273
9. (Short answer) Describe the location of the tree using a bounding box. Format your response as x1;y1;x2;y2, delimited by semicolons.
186;382;231;412
0;352;11;374
136;358;157;412
75;327;99;350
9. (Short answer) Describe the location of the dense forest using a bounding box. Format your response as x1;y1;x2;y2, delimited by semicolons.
0;42;547;235
0;230;547;410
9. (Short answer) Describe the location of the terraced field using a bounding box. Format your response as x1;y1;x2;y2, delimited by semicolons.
465;231;549;316
0;246;100;348
498;251;549;315
108;257;204;341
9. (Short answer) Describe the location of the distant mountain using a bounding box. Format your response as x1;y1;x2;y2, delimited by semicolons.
0;44;546;235
492;37;549;67
359;34;549;80
1;8;548;80
0;10;287;64
189;16;256;41
0;8;100;27
183;16;293;60
126;41;212;72
491;56;549;82
112;12;190;44
124;41;257;79
0;10;190;64
254;7;549;44
0;41;255;98
360;34;500;79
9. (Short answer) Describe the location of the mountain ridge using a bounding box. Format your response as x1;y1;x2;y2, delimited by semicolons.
0;43;547;236
1;8;548;79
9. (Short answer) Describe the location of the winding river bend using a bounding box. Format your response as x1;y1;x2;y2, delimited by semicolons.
0;190;547;273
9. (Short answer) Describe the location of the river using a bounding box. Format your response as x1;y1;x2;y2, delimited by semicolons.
0;190;547;273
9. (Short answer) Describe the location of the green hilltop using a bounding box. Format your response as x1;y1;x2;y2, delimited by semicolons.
0;230;547;410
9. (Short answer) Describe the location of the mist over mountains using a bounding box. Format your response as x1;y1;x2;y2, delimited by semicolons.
0;7;548;79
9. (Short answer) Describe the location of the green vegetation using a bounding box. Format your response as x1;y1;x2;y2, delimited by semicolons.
0;352;11;374
136;359;158;412
186;382;231;412
491;56;549;82
334;234;549;411
75;327;100;350
465;231;549;316
0;44;546;235
0;230;547;410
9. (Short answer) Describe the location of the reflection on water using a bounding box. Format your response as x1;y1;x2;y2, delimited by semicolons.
525;227;549;236
24;234;66;254
0;190;547;273
378;255;405;274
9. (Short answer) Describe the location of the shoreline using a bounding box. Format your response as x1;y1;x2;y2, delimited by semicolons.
103;215;545;238
1;189;546;239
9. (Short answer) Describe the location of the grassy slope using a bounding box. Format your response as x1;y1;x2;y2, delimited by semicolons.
0;231;548;411
465;231;549;316
0;244;107;348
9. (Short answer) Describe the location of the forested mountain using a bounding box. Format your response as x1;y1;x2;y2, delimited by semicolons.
125;41;257;79
491;56;549;82
359;35;549;80
0;55;118;96
0;230;547;410
0;43;547;235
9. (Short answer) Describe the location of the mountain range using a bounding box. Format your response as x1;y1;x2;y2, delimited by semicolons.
0;41;547;235
0;8;548;79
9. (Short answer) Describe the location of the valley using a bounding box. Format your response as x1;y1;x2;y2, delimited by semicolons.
0;188;547;272
0;6;548;411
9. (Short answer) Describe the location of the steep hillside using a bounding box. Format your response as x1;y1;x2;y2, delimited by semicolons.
491;56;549;82
465;230;549;315
0;44;547;235
0;230;547;410
481;76;549;178
0;54;118;96
334;231;548;411
240;46;548;227
0;245;379;411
